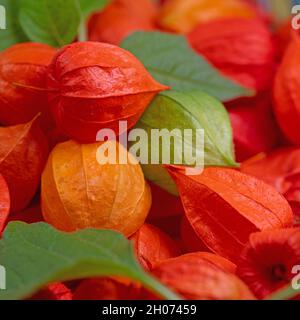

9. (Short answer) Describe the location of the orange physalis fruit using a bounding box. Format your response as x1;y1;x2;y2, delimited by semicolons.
41;140;151;236
0;43;56;129
237;228;300;299
0;118;49;213
47;41;168;143
0;174;10;234
273;35;300;145
150;253;255;300
130;223;181;270
158;0;258;33
167;166;293;262
89;0;158;45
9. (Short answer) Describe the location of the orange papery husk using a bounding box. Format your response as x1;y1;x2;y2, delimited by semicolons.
167;165;293;263
180;216;210;253
47;42;168;143
188;18;277;92
147;181;183;220
0;118;49;213
148;253;255;300
273;34;300;145
241;148;300;205
73;278;143;300
158;0;258;34
41;140;151;237
237;228;300;299
0;174;10;234
130;223;181;270
30;283;72;300
227;93;280;162
0;43;56;129
89;0;158;45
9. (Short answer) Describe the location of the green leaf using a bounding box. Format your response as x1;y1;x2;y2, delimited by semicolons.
267;284;300;300
78;0;110;17
0;0;28;50
121;31;254;102
0;222;180;300
133;90;238;195
19;0;81;47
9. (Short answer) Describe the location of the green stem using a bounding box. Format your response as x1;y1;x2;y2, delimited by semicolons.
268;0;292;22
78;19;88;42
267;284;300;300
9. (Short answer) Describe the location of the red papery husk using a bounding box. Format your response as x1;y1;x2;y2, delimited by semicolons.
89;0;158;45
273;34;300;145
167;165;293;263
180;216;210;253
47;42;168;143
30;282;72;300
73;278;143;300
130;223;181;270
241;147;300;205
237;228;300;299
227;93;280;162
188;18;277;92
148;214;182;238
148;253;255;300
0;174;10;234
275;19;300;59
0;43;56;129
147;181;184;220
0;118;49;213
7;202;44;225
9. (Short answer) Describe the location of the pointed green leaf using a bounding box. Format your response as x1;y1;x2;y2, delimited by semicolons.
267;284;300;300
121;31;254;102
78;0;110;17
133;90;237;195
0;0;28;50
0;222;180;300
19;0;81;47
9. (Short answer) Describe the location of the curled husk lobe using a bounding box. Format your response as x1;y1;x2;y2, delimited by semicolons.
150;253;255;300
0;43;56;128
130;223;181;270
0;118;49;213
167;166;293;262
